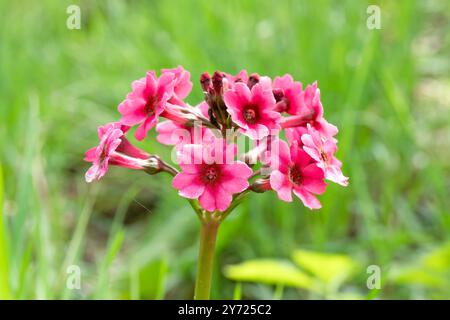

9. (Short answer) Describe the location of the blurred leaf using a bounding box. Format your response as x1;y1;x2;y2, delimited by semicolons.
233;282;242;300
224;259;315;290
0;164;12;299
292;249;357;285
422;242;450;273
391;243;450;289
138;257;169;299
95;229;125;298
392;267;444;288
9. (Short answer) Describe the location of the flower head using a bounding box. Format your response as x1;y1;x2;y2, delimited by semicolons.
118;71;175;140
224;82;280;139
173;138;253;212
301;126;348;186
269;140;326;209
84;122;150;183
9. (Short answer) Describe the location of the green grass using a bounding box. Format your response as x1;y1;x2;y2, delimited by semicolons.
0;0;449;299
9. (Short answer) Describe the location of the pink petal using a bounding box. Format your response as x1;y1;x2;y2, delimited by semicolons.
273;74;294;90
325;167;349;187
134;117;156;141
293;187;321;209
178;144;204;165
199;185;232;212
302;177;327;194
302;163;324;179
290;145;311;168
118;100;147;126
214;186;233;212
84;147;98;162
144;71;158;97
270;170;293;202
157;72;175;98
221;161;253;179
270;140;291;173
85;163;100;183
173;173;205;199
220;177;249;194
198;186;217;212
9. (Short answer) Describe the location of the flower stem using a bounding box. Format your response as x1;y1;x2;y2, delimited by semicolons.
194;217;220;300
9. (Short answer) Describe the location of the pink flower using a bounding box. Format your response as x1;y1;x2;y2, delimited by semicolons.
161;66;193;105
173;138;253;212
84;122;149;183
156;102;215;149
269;140;326;209
272;74;303;115
118;71;175;141
282;82;338;140
224;82;280;139
301;126;348;186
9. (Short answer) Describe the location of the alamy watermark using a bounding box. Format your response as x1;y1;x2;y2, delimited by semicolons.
66;264;81;290
366;5;381;30
366;265;381;289
66;5;81;30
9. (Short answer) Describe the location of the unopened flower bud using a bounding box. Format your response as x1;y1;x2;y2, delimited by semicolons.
247;73;260;89
200;72;211;92
272;88;284;102
249;178;271;193
143;156;162;175
212;71;224;96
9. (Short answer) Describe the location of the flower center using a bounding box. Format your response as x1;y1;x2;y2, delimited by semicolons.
144;95;157;116
288;165;302;185
243;106;258;124
320;149;329;163
100;144;108;162
202;165;219;183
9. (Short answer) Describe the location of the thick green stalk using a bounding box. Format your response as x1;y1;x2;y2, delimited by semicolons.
194;218;220;300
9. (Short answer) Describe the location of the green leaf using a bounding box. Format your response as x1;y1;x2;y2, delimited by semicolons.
224;259;315;290
292;249;357;284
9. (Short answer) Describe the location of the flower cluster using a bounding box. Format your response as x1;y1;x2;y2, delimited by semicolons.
85;67;348;212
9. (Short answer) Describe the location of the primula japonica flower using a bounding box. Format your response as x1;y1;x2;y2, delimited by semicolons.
270;140;326;209
118;71;175;141
224;82;280;139
161;66;193;106
173;138;253;212
301;126;348;186
272;74;303;115
86;67;347;211
282;82;338;141
84;67;349;301
84;122;149;182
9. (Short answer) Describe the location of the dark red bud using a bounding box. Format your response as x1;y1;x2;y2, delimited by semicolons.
200;72;211;92
247;73;260;89
212;71;224;95
273;88;284;102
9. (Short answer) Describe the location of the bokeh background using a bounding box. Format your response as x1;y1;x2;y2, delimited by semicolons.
1;0;449;299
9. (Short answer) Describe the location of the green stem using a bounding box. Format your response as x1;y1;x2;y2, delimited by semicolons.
194;217;220;300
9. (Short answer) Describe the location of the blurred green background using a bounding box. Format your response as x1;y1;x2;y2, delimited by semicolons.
1;0;449;299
